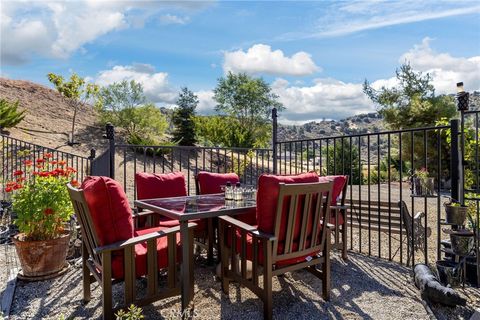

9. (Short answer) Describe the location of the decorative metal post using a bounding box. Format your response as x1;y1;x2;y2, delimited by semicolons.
450;119;461;202
456;82;469;205
104;123;115;179
88;148;96;175
272;108;278;174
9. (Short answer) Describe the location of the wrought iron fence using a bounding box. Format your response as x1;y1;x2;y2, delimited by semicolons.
274;123;452;266
111;143;273;200
1;134;94;192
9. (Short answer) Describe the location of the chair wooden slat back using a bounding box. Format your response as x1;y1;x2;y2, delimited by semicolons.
67;184;102;267
272;182;332;263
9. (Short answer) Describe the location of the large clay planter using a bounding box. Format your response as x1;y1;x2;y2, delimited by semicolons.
13;231;70;278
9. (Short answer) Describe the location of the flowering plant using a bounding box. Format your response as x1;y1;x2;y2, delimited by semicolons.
4;153;79;241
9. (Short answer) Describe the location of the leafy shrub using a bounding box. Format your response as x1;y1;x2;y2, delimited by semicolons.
194;115;270;148
0;98;25;129
115;304;144;320
98;80;168;144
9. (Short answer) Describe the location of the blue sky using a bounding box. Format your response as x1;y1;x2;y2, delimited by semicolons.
1;0;479;123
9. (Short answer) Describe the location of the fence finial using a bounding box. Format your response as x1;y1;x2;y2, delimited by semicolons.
105;123;115;140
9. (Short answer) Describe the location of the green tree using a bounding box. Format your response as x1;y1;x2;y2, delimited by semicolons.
0;98;25;130
47;72;99;145
363;63;456;129
212;72;284;148
97;80;168;144
363;63;457;178
172;87;198;146
325;142;362;184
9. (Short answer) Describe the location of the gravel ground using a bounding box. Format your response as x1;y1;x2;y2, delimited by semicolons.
3;249;477;320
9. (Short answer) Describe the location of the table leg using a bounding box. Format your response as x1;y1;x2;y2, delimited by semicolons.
180;221;193;318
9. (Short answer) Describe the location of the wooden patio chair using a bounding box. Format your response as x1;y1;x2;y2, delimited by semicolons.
195;171;257;262
319;175;349;259
67;176;195;320
219;172;333;320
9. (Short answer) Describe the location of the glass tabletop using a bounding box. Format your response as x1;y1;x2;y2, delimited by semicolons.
135;193;256;217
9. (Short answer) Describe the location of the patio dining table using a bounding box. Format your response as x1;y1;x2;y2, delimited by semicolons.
134;193;256;315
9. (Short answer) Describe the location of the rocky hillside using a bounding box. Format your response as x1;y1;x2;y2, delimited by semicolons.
0;78;106;156
277;112;385;142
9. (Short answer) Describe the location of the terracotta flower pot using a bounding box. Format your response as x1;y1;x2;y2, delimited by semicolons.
13;231;70;278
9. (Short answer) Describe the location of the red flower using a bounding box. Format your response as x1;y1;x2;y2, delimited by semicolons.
43;153;53;159
66;167;77;173
32;171;39;176
16;177;25;183
71;180;80;187
14;170;23;176
44;208;54;215
23;160;33;166
13;183;22;190
58;160;67;166
39;172;50;177
36;158;45;164
5;187;13;193
6;181;16;187
50;160;58;165
36;164;43;169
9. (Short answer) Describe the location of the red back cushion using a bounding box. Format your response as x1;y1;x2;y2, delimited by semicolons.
196;172;240;195
81;176;134;246
318;175;347;205
135;172;187;200
256;172;319;241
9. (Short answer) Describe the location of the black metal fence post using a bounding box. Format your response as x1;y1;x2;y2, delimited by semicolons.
88;148;96;175
272;108;278;174
105;123;115;179
450;119;462;202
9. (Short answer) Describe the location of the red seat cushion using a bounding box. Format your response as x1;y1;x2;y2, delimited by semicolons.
111;226;180;279
318;175;347;226
81;176;134;247
317;175;347;205
229;226;318;267
196;172;240;195
136;171;187;200
256;172;320;240
135;172;187;229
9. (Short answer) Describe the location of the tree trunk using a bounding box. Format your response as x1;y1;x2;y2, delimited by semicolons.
70;100;78;145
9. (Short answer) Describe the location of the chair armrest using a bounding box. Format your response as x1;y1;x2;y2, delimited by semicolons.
414;211;425;220
132;209;157;218
219;215;276;241
94;222;196;255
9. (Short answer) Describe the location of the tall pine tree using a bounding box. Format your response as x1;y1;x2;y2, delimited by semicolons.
172;87;198;146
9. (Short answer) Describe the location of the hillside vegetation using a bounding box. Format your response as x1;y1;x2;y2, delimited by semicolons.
2;77;479;157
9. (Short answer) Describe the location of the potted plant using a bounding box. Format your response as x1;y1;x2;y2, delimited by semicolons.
4;153;79;279
444;199;468;225
411;168;435;196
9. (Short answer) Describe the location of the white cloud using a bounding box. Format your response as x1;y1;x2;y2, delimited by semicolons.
272;78;374;123
95;64;177;104
278;1;480;41
0;1;209;65
400;37;480;93
195;90;216;114
223;44;320;76
159;14;189;25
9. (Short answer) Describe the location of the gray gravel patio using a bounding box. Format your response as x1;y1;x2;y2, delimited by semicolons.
3;249;478;320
